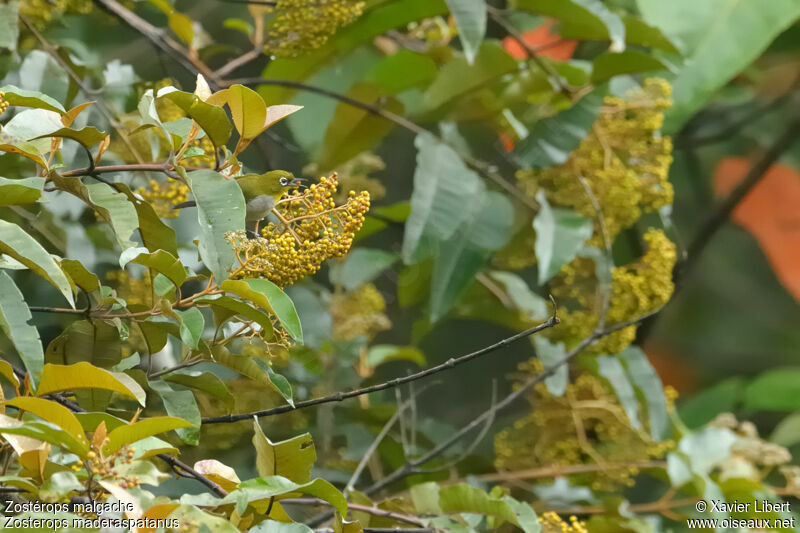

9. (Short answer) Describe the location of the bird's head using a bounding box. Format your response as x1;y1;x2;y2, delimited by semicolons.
238;170;306;198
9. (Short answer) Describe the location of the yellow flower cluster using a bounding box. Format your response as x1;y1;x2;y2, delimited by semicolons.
20;0;92;28
136;179;190;218
0;92;8;115
495;368;674;491
545;229;676;354
539;512;588;533
518;78;674;248
73;443;140;494
331;283;391;341
226;173;370;287
264;0;364;57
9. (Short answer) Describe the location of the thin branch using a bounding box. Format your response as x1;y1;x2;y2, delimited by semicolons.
280;498;426;527
201;314;559;424
479;460;666;483
577;175;612;330
215;48;263;78
678;120;800;284
226;77;538;211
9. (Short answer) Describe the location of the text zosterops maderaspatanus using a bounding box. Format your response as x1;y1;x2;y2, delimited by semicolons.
174;170;305;226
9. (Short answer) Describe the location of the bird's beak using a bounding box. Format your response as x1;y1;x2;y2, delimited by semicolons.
290;177;308;188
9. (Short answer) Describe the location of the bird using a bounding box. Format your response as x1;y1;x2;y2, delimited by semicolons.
173;170;306;232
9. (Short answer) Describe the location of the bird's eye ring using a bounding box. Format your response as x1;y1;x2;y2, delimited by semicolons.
279;177;289;186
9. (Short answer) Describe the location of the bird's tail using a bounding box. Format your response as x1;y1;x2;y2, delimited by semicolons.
172;200;197;209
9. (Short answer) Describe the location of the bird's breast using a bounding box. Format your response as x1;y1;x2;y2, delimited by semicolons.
245;194;276;222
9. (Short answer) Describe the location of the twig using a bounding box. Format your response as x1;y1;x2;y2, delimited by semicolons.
280;498;426;527
576;175;612;329
479;460;667;483
215;48;263;78
201;314;559;424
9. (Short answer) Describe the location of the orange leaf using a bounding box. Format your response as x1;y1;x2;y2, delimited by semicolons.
713;157;800;301
502;19;577;61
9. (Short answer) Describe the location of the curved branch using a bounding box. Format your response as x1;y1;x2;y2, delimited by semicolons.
201;314;559;424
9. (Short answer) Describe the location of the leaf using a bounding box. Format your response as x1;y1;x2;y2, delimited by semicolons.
253;421;316;483
194;459;241;493
533;192;593;285
0;130;47;167
318;83;402;171
31;126;107;150
622;15;679;53
366;50;438;94
184;169;246;282
211;346;287;397
366;345;426;367
249;521;314;533
168;12;194;44
0;419;87;457
59;259;100;293
0;272;44;388
512;86;606;168
533;337;567;396
437;483;541;533
328;249;398;291
103;416;194;454
236;476;347;516
446;0;487;64
149;381;201;446
115;183;178;255
0;177;45;205
619;346;669;440
163;371;234;412
37;362;146;406
161;90;232;147
3;397;88;450
677;377;745;429
0;85;66;114
121;249;186;287
0;2;20;52
591;50;667;83
770;413;800;448
713;159;800;303
45;319;121;368
206;84;267;141
195;295;274;339
596;355;643;431
0;360;20;391
0;219;74;306
513;0;625;49
638;0;800;131
221;279;302;342
423;41;517;111
486;271;548;320
176;307;204;349
744;369;800;411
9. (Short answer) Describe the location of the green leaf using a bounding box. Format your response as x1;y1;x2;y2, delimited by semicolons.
196;295;275;340
622;15;679;53
513;0;625;49
423;41;517;111
168;12;194;44
103;416;195;454
446;0;487;65
253;421;316;483
328;248;398;291
0;84;66;114
223;18;253;36
366;345;426;367
161;89;232;147
185;169;246;282
59;259;100;293
533;192;593;285
221;279;302;342
0;130;47;167
437;483;541;533
619;346;669;440
744;369;800;411
0;419;88;457
512;86;606;168
4;108;63;155
167;505;240;533
258;0;448;103
207;84;267;140
250;521;314;533
74;412;128;432
638;0;800;132
163;370;234;412
0;177;45;205
4;397;88;450
45;319;121;368
533;337;567;396
37;362;146;406
115;183;178;255
365;50;437;94
0;219;74;306
678;377;745;429
121;248;186;287
486;271;548;320
0;272;44;387
211;346;288;398
591;50;667;83
149;381;201;445
176;307;204;349
0;2;20;52
596;355;643;431
237;476;347;516
317;82;402;172
31;126;106;149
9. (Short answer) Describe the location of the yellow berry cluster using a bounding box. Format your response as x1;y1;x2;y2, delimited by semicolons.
19;0;92;29
330;283;391;341
72;444;139;493
226;173;370;287
546;229;676;355
0;92;9;115
263;0;364;57
495;366;674;491
136;179;190;218
539;512;588;533
517;78;674;249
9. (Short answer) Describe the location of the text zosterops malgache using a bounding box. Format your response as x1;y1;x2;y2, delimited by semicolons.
174;170;305;226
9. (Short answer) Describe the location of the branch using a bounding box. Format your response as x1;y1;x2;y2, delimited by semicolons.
280;498;426;527
215;48;263;78
678;120;800;283
201;314;559;424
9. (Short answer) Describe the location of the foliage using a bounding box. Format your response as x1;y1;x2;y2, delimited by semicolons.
0;1;799;533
